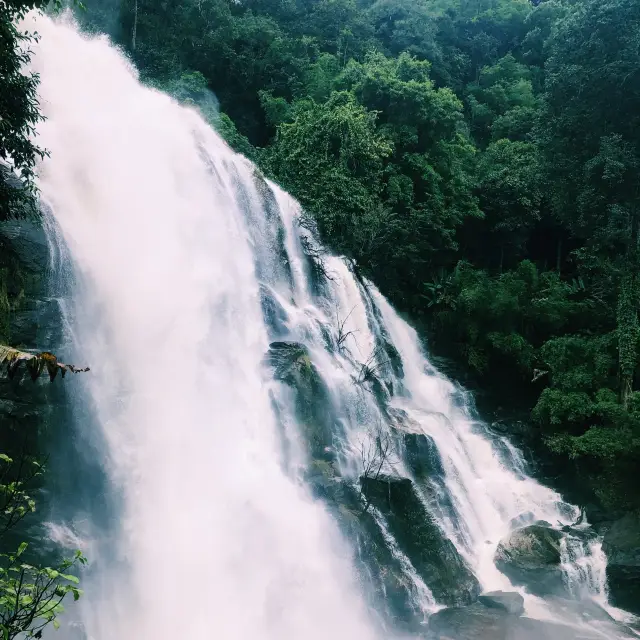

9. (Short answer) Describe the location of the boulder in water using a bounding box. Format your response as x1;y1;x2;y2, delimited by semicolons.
494;525;564;596
428;603;625;640
360;473;480;606
259;285;288;338
428;603;510;639
403;431;445;479
266;341;335;460
477;590;524;615
313;476;426;632
602;512;640;615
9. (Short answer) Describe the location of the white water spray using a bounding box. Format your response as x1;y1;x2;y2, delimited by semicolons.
28;13;635;640
32;16;380;640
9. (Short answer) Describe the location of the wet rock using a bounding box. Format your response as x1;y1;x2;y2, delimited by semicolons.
0;220;49;272
312;475;424;632
478;591;524;615
259;285;288;338
428;603;509;639
403;431;445;479
11;297;64;347
428;603;624;640
360;473;480;606
509;512;536;529
389;409;448;480
428;596;634;640
544;596;615;624
494;525;564;596
266;341;334;460
381;339;404;379
388;406;419;431
560;523;598;544
490;419;530;438
602;512;640;614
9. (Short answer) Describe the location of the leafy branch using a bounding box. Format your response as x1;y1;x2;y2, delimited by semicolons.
0;545;86;640
0;453;42;539
0;346;89;382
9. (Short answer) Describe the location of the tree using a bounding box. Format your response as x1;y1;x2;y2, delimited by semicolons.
0;0;51;220
264;90;393;265
474;139;542;270
467;54;538;146
0;453;86;640
543;0;640;406
334;52;480;305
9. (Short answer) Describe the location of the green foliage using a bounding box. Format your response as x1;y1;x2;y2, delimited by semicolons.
0;0;51;220
0;545;85;640
467;54;538;145
475;139;542;265
264;91;393;263
540;335;616;393
0;453;85;640
429;261;588;376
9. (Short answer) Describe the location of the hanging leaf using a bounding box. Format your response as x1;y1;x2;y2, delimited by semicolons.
0;345;89;383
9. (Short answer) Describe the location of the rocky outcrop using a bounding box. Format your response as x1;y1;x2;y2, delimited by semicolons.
428;601;633;640
403;431;445;479
266;341;335;460
494;525;564;596
259;285;288;339
303;461;426;632
477;590;524;615
360;473;480;606
602;512;640;615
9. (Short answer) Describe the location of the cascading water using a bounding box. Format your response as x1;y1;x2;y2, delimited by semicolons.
27;13;636;640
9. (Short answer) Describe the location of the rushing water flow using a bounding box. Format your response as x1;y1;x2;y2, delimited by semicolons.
28;14;635;640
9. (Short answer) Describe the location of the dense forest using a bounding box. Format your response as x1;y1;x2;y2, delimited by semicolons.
2;0;640;546
74;0;640;515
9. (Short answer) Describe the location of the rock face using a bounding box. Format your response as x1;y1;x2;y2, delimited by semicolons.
429;603;511;640
494;525;564;596
602;512;640;615
267;341;335;460
303;462;426;632
360;473;480;606
428;602;630;640
403;431;445;479
478;591;524;615
0;220;64;422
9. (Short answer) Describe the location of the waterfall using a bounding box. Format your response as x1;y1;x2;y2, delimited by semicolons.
28;13;634;640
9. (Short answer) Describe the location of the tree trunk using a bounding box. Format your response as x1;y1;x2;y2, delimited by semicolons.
132;0;138;52
618;208;639;408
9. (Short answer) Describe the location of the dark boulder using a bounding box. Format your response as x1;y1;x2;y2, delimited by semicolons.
266;341;335;460
602;512;640;615
494;525;564;596
403;431;445;479
360;473;480;606
428;602;629;640
306;469;425;632
258;285;288;338
478;591;524;615
428;603;510;640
